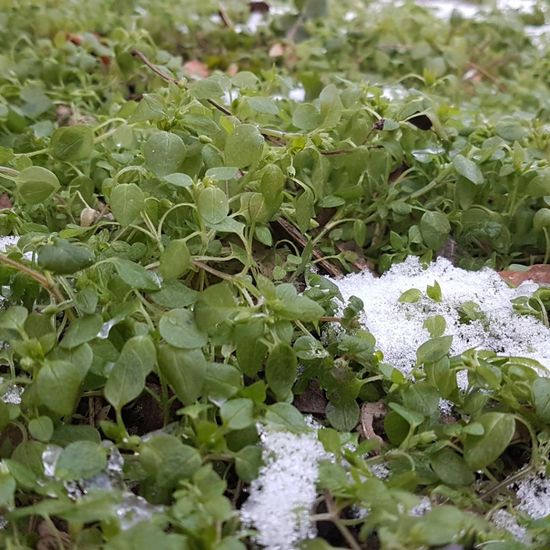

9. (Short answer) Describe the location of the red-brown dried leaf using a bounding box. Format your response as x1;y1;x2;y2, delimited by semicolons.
500;265;550;286
0;193;12;209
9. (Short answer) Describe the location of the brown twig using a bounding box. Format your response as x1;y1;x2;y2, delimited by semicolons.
131;48;233;117
273;218;344;279
217;4;234;29
466;61;506;92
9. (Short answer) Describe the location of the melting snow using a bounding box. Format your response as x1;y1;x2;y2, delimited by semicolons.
516;472;550;520
240;427;328;550
491;508;528;541
331;257;550;379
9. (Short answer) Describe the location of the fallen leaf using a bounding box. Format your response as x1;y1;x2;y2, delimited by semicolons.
500;265;550;286
358;401;386;445
0;193;12;209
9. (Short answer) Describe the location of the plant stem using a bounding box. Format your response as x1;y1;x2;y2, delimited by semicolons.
0;253;66;305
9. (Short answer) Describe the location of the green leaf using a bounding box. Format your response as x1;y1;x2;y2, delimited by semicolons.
36;360;84;416
464;412;515;470
224;124;264;168
38;238;95;275
110;183;145;226
130;94;165;122
55;441;106;480
423;315;446;338
159;239;191;280
104;336;156;412
431;449;474;486
158;345;206;405
195;283;238;333
453;154;484;185
143;131;186;177
416;335;453;364
159;308;207;349
139;434;201;503
204;362;242;404
60;314;102;349
150;281;198;308
235;320;268;377
292;103;322;130
197;186;229;224
117;335;157;378
326;399;359;431
272;284;324;322
0;306;28;330
402;382;439;416
163;172;193;188
16;166;60;204
111;258;161;291
398;288;422;303
420;211;451;250
235;445;262;482
50;125;94;161
533;378;550;423
266;343;297;401
220;398;254;430
205;167;239;181
0;473;16;508
264;403;307;430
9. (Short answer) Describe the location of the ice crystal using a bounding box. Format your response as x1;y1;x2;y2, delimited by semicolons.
491;509;528;542
370;462;390;480
0;378;23;405
0;236;19;253
331;257;550;382
516;473;550;520
42;445;62;478
409;496;432;517
240;427;328;550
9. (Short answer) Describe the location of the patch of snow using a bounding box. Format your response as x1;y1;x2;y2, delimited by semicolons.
116;492;165;530
0;378;23;405
410;496;432;516
240;427;328;550
289;87;306;102
0;236;19;253
491;508;528;541
42;445;62;478
370;462;390;480
331;257;550;380
516;472;550;520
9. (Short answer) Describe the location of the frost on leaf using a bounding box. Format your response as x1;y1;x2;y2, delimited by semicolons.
331;257;550;382
240;427;328;550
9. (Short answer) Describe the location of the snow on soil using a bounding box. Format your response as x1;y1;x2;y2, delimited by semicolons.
331;257;550;381
240;427;328;550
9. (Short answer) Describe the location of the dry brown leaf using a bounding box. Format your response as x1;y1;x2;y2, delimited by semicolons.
500;265;550;286
0;193;12;209
358;401;386;446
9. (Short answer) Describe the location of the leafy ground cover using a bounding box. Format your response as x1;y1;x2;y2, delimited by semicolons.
0;0;550;548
